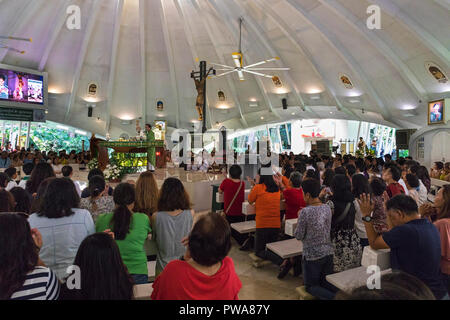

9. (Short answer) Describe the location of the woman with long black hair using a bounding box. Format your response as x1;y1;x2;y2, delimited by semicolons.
25;162;55;196
0;213;60;300
79;175;114;222
95;183;151;285
60;233;134;300
28;178;95;280
352;174;370;248
327;174;362;272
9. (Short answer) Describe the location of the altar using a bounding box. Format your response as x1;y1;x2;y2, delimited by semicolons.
99;140;165;170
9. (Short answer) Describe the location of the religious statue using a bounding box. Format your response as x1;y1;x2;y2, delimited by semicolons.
357;137;366;152
194;78;206;121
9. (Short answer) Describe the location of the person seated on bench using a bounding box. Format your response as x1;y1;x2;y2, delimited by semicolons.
358;194;449;300
151;212;242;300
80;175;115;222
294;179;336;300
0;213;60;300
81;168;113;198
152;178;194;276
96;183;151;285
18;162;34;189
4;167;18;191
60;233;134;300
219;165;247;246
248;167;283;267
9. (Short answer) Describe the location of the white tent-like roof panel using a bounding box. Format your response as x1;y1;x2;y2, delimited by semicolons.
0;0;448;136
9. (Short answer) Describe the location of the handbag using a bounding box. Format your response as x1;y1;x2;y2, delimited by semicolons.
224;181;244;216
334;202;352;224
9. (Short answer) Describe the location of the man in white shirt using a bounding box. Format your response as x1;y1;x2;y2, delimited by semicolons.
408;165;428;204
4;167;18;191
18;162;35;189
398;177;409;196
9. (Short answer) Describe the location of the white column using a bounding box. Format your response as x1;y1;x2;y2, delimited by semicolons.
25;121;31;149
18;121;22;148
1;120;4;149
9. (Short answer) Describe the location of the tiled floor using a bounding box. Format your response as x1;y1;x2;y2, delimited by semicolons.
227;239;303;300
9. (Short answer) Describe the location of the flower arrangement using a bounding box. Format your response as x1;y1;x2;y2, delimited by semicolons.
87;158;99;170
87;152;141;182
104;163;122;182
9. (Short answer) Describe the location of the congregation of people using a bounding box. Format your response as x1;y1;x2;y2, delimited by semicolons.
0;148;449;301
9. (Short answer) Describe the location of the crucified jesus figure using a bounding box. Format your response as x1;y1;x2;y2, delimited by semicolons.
194;78;206;121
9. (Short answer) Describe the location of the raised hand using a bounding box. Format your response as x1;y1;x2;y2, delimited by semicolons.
272;174;282;187
31;228;43;249
181;236;189;247
358;193;374;217
419;203;436;217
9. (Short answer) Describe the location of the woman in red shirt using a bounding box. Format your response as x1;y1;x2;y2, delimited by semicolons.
383;165;405;198
276;171;306;278
151;212;242;300
280;171;306;220
218;165;246;246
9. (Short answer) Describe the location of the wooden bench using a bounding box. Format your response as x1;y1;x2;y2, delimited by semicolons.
361;246;390;270
266;238;303;259
325;246;392;294
230;220;256;234
431;178;450;188
326;266;392;293
242;201;255;216
147;260;156;282
133;283;153;300
284;219;298;237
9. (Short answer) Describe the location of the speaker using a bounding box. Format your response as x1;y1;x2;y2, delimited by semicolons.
282;98;287;110
88;106;93;117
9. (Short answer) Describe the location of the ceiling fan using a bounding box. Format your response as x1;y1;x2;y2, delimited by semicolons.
210;18;290;81
0;36;32;54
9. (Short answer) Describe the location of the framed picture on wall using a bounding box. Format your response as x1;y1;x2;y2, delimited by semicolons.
428;99;445;125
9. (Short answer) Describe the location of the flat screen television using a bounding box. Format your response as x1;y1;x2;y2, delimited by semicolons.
0;63;48;109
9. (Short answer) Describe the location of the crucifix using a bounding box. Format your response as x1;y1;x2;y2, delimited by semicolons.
191;61;216;134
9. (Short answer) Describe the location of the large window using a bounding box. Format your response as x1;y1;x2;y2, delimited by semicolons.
1;120;90;152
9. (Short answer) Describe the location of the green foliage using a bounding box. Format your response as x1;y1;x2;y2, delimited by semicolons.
30;125;90;152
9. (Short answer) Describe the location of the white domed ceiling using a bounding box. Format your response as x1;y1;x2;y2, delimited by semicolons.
0;0;449;136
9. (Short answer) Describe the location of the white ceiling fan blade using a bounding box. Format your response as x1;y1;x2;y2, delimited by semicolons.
0;35;32;42
209;62;234;69
216;70;237;78
242;69;273;78
216;68;235;71
237;70;245;81
246;68;290;71
245;57;280;69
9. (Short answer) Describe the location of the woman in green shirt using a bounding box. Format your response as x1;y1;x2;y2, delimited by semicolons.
96;183;151;284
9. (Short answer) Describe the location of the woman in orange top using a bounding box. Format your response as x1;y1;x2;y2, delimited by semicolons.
248;170;283;266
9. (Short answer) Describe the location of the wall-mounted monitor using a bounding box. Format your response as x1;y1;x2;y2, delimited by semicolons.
0;63;48;109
